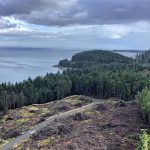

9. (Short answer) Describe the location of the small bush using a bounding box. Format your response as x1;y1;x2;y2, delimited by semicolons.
136;87;150;123
136;130;150;150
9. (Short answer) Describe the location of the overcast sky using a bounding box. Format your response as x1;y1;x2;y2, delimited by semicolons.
0;0;150;49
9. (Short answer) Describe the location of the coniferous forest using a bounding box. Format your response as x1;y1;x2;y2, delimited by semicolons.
1;50;150;113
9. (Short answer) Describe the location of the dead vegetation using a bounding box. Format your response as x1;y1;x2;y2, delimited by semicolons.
10;99;149;150
0;95;92;148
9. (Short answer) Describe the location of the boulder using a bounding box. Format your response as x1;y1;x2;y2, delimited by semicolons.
57;105;70;111
93;104;108;112
115;101;126;107
3;129;21;139
57;124;71;135
72;113;87;121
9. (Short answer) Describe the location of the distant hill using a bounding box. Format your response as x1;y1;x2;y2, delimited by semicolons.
112;50;144;53
72;50;133;63
58;50;134;69
136;50;150;63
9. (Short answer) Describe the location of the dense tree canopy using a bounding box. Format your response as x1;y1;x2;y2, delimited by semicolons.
136;50;150;63
72;50;134;63
137;87;150;123
1;50;150;113
58;50;143;70
0;73;72;113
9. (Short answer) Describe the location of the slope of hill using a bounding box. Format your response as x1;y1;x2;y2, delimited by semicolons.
0;96;149;150
0;95;92;148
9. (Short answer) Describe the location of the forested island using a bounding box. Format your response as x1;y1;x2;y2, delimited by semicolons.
59;50;133;68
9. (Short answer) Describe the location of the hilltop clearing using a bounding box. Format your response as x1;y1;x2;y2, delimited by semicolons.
0;95;92;148
1;96;148;150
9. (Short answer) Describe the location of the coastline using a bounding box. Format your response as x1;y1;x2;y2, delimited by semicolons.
53;65;68;71
53;65;78;71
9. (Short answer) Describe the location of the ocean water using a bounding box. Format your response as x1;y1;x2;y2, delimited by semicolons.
0;47;82;83
0;47;140;83
116;52;140;58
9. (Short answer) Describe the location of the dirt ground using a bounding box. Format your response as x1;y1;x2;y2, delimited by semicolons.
11;99;150;150
0;95;92;147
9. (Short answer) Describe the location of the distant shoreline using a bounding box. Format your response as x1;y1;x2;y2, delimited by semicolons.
53;65;79;71
53;65;68;71
112;50;144;53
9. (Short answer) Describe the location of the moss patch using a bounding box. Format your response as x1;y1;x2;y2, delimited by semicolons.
18;109;33;118
17;118;29;124
83;110;95;117
37;135;61;148
64;96;82;105
41;108;49;114
81;119;92;125
0;138;12;148
28;106;39;111
37;139;50;147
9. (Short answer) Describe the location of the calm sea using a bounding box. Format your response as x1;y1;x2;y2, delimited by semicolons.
0;47;82;83
0;47;140;83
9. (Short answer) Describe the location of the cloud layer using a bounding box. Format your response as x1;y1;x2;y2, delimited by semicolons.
0;0;150;49
1;0;150;27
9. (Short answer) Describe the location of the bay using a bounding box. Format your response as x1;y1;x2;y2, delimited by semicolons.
0;47;82;83
0;47;142;83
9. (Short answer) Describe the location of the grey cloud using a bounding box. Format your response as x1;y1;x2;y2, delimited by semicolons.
79;0;149;23
77;0;150;24
0;0;76;16
0;0;150;26
0;0;45;16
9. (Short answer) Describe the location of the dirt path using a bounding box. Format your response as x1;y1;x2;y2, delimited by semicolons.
0;101;100;150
